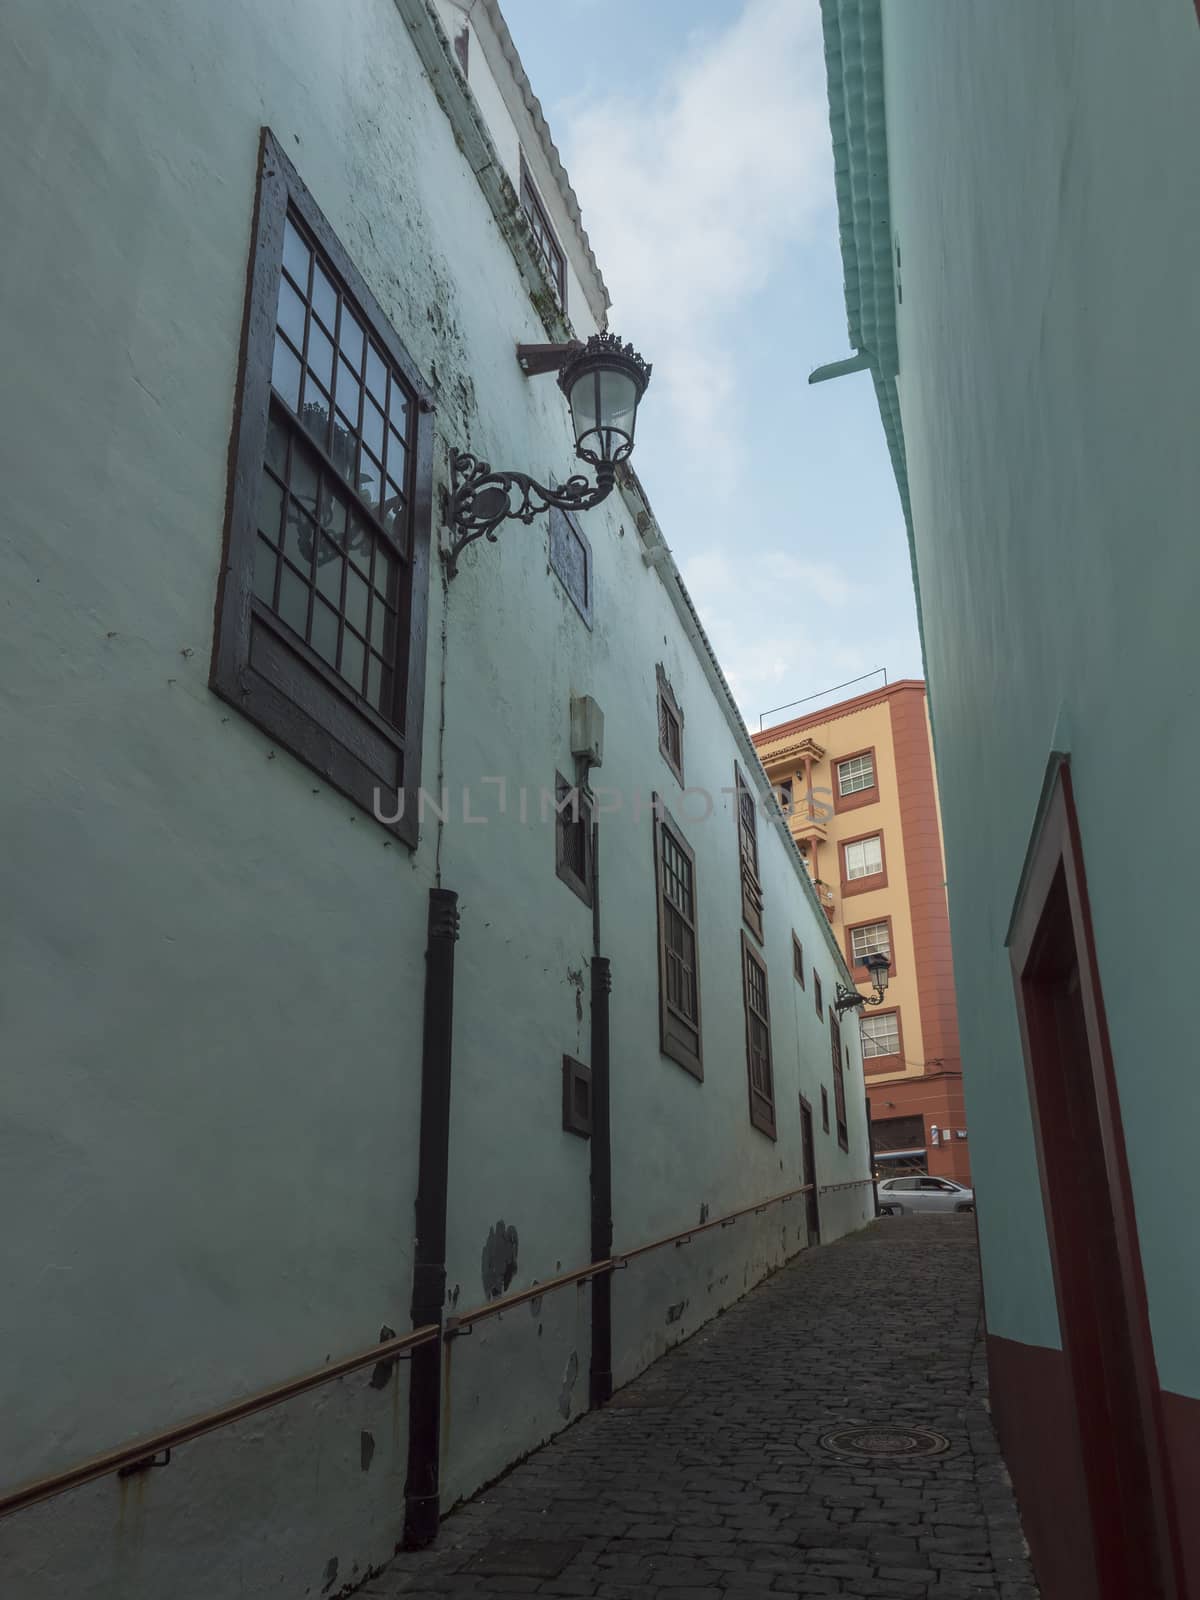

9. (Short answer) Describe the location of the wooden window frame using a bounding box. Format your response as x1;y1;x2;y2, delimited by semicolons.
831;1012;849;1151
740;930;777;1139
861;1006;905;1076
814;971;824;1020
562;1055;592;1139
554;772;593;906
211;129;433;849
833;745;879;814
821;1086;830;1134
734;761;764;943
792;932;805;988
548;505;592;627
840;827;889;898
845;913;897;979
652;796;703;1080
656;664;685;785
519;153;567;308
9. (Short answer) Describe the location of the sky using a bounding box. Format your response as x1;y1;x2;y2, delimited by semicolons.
499;0;923;732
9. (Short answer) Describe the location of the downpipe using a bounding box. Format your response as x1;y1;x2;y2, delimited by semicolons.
402;887;460;1550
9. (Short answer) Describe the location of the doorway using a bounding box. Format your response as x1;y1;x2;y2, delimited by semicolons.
1009;762;1179;1598
798;1096;820;1246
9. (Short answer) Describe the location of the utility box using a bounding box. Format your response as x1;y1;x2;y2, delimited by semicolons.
570;694;604;771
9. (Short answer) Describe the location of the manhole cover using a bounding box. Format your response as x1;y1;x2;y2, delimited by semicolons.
820;1426;950;1459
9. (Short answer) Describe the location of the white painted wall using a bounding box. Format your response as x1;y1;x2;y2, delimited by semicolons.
0;0;871;1593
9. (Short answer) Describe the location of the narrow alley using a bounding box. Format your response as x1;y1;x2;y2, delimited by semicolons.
367;1218;1038;1600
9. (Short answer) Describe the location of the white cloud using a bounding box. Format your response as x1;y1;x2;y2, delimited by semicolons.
561;0;831;474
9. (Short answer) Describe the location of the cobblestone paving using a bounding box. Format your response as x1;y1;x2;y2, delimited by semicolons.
364;1216;1039;1600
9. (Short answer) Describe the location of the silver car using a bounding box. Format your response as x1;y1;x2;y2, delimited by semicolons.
877;1175;975;1215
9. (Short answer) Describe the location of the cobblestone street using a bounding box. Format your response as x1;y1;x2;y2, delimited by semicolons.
366;1217;1039;1600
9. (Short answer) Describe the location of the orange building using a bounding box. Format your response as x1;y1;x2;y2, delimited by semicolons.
753;680;969;1183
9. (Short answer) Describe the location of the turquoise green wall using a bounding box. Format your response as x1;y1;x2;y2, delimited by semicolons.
879;0;1200;1392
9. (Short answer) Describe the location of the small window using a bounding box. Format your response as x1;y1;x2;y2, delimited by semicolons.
212;131;433;846
653;798;703;1079
562;1055;592;1138
656;665;684;784
734;762;764;942
821;1086;830;1133
861;1011;901;1059
520;155;567;306
851;921;891;963
843;835;884;881
837;752;875;796
814;972;824;1020
554;773;593;906
548;506;592;626
831;1013;848;1150
792;933;805;988
741;932;776;1138
776;778;794;815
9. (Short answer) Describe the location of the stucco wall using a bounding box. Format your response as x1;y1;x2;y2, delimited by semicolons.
879;0;1200;1383
0;1;870;1594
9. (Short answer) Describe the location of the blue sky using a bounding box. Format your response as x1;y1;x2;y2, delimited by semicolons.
500;0;923;731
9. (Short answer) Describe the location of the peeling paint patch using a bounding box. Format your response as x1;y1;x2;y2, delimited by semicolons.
666;1300;687;1325
360;1430;375;1472
321;1556;339;1593
558;1350;579;1418
566;966;585;1023
482;1220;519;1299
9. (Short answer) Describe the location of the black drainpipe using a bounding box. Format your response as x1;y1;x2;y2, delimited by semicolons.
589;814;614;1408
402;886;460;1550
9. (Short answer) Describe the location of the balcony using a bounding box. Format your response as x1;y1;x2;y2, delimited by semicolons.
814;879;836;923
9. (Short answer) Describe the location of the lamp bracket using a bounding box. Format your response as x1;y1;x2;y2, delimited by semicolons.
516;341;584;376
834;981;886;1016
444;449;614;578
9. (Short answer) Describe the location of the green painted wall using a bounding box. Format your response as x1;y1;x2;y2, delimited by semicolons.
878;0;1200;1391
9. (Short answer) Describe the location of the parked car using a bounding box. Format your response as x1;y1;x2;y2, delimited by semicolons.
877;1175;975;1215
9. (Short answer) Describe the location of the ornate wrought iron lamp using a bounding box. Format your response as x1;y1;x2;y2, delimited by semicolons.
444;332;652;577
834;951;891;1016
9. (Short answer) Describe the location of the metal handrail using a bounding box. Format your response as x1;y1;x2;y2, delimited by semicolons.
0;1175;874;1519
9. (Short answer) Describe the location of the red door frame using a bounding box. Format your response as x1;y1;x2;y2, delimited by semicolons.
1008;759;1182;1597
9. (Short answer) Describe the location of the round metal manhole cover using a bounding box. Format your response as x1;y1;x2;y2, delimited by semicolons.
820;1426;951;1459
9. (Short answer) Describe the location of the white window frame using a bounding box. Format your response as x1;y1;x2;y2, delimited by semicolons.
851;921;891;961
837;752;875;795
861;1011;900;1058
844;835;883;880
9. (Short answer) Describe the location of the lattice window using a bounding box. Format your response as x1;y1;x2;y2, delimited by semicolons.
844;835;884;880
861;1011;901;1058
554;773;593;906
792;933;805;987
742;933;776;1139
851;921;891;962
653;799;702;1078
656;666;684;784
734;762;764;942
837;751;875;795
213;132;432;845
520;156;566;305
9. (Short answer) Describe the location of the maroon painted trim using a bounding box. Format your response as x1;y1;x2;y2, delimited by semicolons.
1008;758;1182;1597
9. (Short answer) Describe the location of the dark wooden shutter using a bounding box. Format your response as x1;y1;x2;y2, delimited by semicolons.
831;1012;849;1150
734;762;764;942
653;798;702;1079
741;931;776;1138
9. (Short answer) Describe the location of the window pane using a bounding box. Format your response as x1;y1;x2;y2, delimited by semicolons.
276;276;307;351
306;321;335;391
311;261;337;331
340;630;365;692
311;598;339;665
365;343;387;400
335;359;361;428
301;375;331;445
345;567;369;634
388;386;409;432
358;448;381;510
851;921;890;960
271;335;302;411
265;411;289;475
838;753;876;795
315;542;343;605
362;397;385;459
253;537;277;605
339;305;365;371
256;470;285;542
291;447;319;518
283;505;317;571
282;216;310;289
278;564;310;636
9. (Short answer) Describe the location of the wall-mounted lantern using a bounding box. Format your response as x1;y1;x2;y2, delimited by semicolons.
834;951;890;1016
444;332;652;577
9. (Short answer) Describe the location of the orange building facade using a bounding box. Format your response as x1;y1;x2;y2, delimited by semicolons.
753;681;969;1183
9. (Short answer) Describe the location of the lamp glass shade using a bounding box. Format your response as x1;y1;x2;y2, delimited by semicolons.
559;334;651;469
863;952;890;991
